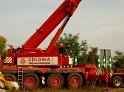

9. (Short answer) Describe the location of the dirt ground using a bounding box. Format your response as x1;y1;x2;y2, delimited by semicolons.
17;87;124;92
0;87;124;92
111;88;124;92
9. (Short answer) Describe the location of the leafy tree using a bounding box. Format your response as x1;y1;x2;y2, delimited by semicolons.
87;47;98;64
0;36;7;57
78;40;88;64
113;50;124;71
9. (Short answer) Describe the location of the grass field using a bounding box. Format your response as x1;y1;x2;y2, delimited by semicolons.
0;87;123;92
17;86;124;92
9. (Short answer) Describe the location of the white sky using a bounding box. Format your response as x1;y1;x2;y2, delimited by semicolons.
0;0;124;54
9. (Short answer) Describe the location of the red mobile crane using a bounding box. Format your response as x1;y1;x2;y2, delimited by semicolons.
7;0;81;67
0;0;124;89
1;0;86;88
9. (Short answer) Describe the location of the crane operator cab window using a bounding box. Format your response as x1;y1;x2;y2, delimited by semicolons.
58;47;69;57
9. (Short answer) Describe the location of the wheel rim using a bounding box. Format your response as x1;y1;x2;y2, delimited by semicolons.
70;76;79;87
115;79;121;86
25;77;36;87
52;77;61;87
4;76;13;81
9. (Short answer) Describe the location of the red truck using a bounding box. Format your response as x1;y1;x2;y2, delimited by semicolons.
0;0;124;89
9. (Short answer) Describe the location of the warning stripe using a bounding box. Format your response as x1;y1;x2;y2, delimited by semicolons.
42;76;45;84
4;57;12;63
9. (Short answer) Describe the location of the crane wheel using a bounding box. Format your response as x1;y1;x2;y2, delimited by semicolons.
24;73;39;89
112;76;123;88
67;73;83;88
47;73;64;89
4;74;16;81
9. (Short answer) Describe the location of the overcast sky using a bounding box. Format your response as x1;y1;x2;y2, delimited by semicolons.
0;0;124;55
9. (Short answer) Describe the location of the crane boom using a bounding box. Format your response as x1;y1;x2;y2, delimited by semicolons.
22;0;81;48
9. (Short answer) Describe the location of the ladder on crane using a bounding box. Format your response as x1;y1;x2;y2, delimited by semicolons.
17;67;23;88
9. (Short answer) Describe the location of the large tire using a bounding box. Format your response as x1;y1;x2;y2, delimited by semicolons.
4;74;16;81
47;73;64;89
112;76;123;88
67;73;83;88
24;73;39;89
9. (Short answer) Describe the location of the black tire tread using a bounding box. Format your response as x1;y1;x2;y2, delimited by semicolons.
67;73;83;88
24;73;39;89
4;73;16;81
112;76;123;88
47;73;64;89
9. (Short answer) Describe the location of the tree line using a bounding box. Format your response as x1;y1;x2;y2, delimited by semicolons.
0;34;124;71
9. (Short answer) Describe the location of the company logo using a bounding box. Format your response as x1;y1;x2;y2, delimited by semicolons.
21;59;25;64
